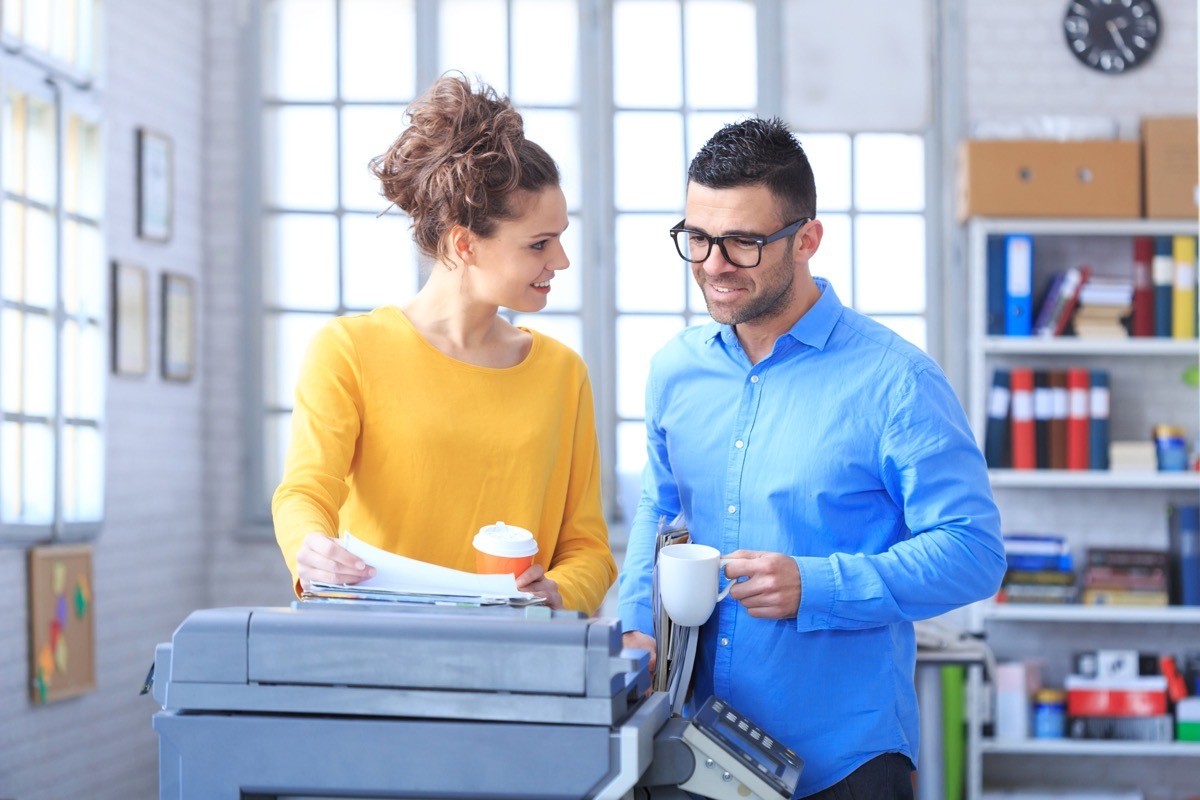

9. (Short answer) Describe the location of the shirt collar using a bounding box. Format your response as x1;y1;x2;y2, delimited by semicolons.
706;277;843;352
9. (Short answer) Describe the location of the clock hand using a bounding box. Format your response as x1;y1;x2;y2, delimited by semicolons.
1105;19;1136;59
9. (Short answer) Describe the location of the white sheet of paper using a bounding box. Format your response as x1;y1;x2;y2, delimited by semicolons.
341;531;531;600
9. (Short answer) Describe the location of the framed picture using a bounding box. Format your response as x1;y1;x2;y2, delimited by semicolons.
136;128;173;242
28;544;96;704
111;261;148;376
161;272;195;382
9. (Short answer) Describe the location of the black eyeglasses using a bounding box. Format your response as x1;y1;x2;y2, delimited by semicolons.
669;217;812;268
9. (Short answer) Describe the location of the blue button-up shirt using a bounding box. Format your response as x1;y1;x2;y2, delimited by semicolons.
617;279;1005;797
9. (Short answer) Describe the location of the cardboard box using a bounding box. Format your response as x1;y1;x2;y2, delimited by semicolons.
1142;116;1198;219
957;139;1141;220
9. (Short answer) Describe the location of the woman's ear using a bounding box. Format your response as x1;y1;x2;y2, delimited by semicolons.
446;224;475;268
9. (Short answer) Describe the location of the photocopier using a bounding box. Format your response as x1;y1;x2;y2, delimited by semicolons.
149;601;802;799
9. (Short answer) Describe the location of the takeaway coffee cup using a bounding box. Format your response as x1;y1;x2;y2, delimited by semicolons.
473;521;538;577
658;543;733;627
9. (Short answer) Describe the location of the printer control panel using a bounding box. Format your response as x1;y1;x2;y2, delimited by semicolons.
683;695;802;799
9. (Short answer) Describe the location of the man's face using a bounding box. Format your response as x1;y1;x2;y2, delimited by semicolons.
683;183;800;327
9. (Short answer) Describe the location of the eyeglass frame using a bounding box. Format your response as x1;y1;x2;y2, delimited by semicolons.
668;217;813;269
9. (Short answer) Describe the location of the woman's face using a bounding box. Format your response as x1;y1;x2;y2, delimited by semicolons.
466;186;570;313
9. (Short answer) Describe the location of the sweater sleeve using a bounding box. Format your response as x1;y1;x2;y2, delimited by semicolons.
271;320;364;592
544;371;617;615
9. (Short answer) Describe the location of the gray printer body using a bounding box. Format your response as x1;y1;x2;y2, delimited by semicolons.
151;603;666;800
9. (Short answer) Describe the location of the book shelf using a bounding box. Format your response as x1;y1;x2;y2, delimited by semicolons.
963;217;1200;800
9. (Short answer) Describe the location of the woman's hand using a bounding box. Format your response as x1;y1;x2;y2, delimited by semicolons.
296;532;376;592
515;564;563;609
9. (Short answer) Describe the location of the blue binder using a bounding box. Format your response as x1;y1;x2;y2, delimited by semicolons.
1088;370;1110;470
1004;234;1033;337
987;236;1007;336
1153;236;1174;338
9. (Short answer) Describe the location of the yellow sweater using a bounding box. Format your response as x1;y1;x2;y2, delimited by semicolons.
272;307;615;614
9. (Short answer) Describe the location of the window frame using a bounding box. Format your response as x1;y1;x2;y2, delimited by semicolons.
246;0;943;539
0;38;106;544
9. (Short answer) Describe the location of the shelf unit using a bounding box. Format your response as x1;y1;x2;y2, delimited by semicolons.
962;217;1200;800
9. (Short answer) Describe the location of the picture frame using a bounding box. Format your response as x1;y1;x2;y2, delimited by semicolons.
161;272;195;382
111;260;148;376
136;127;173;242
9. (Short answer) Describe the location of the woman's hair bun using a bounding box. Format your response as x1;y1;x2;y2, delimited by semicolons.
369;72;559;260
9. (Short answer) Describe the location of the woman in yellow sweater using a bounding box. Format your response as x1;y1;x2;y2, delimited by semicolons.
271;74;615;614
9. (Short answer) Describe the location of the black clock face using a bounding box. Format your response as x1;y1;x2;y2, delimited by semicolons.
1063;0;1161;74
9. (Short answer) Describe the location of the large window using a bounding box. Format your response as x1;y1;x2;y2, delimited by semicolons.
255;0;933;533
0;1;105;540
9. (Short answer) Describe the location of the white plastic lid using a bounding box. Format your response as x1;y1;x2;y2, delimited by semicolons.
473;521;539;558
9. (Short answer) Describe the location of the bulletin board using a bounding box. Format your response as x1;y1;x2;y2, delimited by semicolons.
28;545;95;704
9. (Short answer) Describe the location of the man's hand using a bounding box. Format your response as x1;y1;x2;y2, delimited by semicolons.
296;532;376;592
515;564;563;609
722;550;801;619
622;630;657;675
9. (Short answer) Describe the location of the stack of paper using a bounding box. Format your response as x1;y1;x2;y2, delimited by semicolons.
303;532;544;607
651;514;696;711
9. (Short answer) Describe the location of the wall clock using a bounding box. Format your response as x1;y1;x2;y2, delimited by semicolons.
1063;0;1161;75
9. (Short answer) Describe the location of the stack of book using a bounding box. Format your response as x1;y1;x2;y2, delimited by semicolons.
1070;276;1133;339
998;534;1077;604
1066;648;1173;741
1080;547;1169;606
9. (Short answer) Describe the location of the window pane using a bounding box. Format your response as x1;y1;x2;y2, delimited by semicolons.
2;91;22;193
614;0;681;108
1;422;20;521
854;214;925;314
62;317;79;418
65;115;103;217
872;315;926;351
78;321;104;419
3;0;21;37
341;104;408;212
25;206;57;308
2;201;23;301
614;112;684;211
342;213;417;310
684;1;755;109
439;0;508;93
512;0;578;105
263;0;336;101
1;310;20;412
522;110;581;212
340;0;416;101
264;411;293;510
263;106;337;210
23;0;51;53
263;213;339;310
22;422;54;523
810;213;851;304
616;419;647;522
511;314;583;356
264;312;334;409
75;0;100;74
544;213;581;313
617;213;684;312
24;311;55;417
25;93;56;205
63;424;103;522
854;133;924;212
801;133;851;212
688;267;706;314
75;222;104;318
616;315;684;418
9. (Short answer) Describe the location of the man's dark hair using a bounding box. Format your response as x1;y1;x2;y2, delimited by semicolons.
688;117;817;223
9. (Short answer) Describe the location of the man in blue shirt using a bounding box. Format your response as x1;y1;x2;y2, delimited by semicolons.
617;118;1006;799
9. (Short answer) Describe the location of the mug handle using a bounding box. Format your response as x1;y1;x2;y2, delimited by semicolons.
716;557;734;601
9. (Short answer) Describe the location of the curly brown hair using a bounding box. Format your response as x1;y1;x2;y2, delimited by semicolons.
369;73;560;261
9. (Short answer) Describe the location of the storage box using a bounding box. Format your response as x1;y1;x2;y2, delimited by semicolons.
957;139;1142;220
1141;116;1198;219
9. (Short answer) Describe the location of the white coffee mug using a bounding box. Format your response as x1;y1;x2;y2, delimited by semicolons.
658;543;733;627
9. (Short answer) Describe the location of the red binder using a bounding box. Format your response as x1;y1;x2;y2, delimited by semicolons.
1009;367;1036;470
1132;237;1155;337
1066;367;1091;470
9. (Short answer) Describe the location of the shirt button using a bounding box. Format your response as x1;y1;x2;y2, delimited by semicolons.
728;505;736;514
721;637;730;647
735;440;744;449
750;375;759;383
